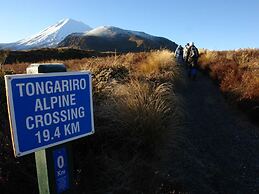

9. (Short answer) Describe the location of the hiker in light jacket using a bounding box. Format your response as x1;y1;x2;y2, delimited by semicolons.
183;43;190;63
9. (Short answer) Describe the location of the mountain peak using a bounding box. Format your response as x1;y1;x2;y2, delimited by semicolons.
58;18;86;26
12;19;92;50
85;25;155;40
86;26;125;37
59;18;71;23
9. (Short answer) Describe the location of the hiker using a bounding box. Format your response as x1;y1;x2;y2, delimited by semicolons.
174;45;184;64
183;43;190;63
186;42;199;79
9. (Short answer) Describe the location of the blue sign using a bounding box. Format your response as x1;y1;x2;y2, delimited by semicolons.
53;147;70;194
5;72;94;157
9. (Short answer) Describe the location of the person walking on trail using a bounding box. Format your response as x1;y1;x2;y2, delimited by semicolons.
183;43;190;63
174;45;184;64
186;42;199;79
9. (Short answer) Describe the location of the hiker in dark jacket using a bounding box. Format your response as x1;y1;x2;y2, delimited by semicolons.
175;45;184;64
186;42;199;79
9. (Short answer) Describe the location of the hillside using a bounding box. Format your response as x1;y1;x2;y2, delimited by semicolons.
1;50;183;193
1;50;259;193
1;48;115;64
58;26;178;52
198;49;259;124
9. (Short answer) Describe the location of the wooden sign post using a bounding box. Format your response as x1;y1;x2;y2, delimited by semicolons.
28;64;73;194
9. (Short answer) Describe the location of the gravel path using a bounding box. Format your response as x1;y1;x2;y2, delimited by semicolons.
169;69;259;193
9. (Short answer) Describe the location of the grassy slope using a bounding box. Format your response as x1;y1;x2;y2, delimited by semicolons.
198;49;259;123
2;49;258;193
0;50;187;193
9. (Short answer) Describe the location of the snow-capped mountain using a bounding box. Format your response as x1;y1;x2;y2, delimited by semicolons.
0;19;177;52
1;19;92;50
85;26;155;40
59;26;177;52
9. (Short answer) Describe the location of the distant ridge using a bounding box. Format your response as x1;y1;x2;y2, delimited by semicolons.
0;19;177;52
59;26;177;52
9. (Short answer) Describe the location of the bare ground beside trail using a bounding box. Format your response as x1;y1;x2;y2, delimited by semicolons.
165;68;259;194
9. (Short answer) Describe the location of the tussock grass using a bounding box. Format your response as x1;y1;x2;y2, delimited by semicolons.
0;71;6;131
69;50;185;193
138;50;174;74
2;62;29;74
199;49;259;100
86;79;184;193
0;50;186;193
198;49;259;123
112;80;173;155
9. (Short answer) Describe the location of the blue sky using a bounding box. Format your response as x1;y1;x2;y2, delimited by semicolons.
0;0;258;50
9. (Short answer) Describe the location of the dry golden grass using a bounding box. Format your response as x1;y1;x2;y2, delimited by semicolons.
73;50;182;155
1;50;186;193
199;49;259;101
198;49;259;124
136;50;181;85
235;71;259;100
111;80;173;154
2;62;29;74
138;50;174;74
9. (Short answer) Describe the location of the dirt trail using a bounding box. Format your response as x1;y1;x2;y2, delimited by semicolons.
170;69;259;193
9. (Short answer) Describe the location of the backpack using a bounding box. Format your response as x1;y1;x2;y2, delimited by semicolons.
189;46;199;59
179;47;183;55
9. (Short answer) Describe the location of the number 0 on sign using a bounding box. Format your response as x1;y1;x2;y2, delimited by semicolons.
5;72;94;157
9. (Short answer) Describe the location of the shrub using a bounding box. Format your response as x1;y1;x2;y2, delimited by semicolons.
0;50;9;66
138;50;174;74
198;49;259;123
0;70;9;133
1;50;185;193
70;50;184;193
111;80;173;155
